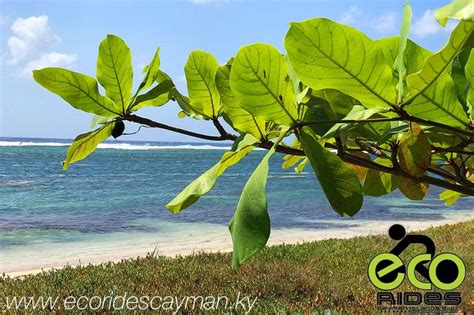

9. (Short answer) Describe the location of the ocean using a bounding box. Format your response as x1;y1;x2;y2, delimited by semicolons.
1;137;473;274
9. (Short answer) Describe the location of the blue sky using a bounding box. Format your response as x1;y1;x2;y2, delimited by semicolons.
0;0;457;142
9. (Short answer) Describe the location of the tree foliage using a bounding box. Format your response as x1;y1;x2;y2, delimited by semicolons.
33;1;474;268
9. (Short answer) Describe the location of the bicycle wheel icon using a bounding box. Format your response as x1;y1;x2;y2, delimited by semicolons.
368;253;405;290
429;253;465;290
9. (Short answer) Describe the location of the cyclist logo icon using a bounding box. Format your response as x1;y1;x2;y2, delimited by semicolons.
368;224;465;291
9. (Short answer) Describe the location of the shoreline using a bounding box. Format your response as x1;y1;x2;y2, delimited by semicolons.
3;214;473;278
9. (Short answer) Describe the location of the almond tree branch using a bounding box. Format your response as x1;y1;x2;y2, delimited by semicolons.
123;114;474;196
124;114;235;141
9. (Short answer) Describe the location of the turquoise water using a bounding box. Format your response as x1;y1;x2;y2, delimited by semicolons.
1;137;473;272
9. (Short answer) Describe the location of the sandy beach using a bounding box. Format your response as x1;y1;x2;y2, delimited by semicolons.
3;212;474;278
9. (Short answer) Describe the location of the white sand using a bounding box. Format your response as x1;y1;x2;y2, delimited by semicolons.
2;212;474;278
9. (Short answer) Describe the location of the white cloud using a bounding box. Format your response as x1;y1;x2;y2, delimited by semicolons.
339;6;361;25
374;12;397;33
188;0;229;4
412;10;455;38
7;15;59;65
5;15;77;78
19;52;77;78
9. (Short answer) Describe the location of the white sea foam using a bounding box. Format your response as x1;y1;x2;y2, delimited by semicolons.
0;141;231;151
0;179;34;186
0;141;68;147
97;143;230;150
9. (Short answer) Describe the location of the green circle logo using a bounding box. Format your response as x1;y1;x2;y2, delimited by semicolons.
368;225;466;291
368;253;405;290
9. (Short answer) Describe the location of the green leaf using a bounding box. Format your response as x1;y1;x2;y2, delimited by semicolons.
90;115;110;129
216;64;266;139
230;43;298;126
439;189;462;206
346;152;370;182
294;157;309;174
399;178;429;200
363;158;400;196
170;88;204;120
403;22;473;128
285;18;397;108
450;48;470;107
300;126;363;216
185;50;221;118
302;106;332;136
282;154;304;169
406;70;470;128
130;79;174;111
97;35;133;113
466;49;474;119
323;105;389;138
322;89;355;119
394;2;412;103
376;37;431;81
63;122;115;170
138;48;161;93
166;134;258;214
405;21;474;103
229;146;274;270
397;122;431;178
33;68;119;117
434;0;474;27
154;69;205;119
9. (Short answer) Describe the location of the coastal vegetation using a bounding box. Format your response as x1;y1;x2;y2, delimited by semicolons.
31;0;474;269
1;221;473;313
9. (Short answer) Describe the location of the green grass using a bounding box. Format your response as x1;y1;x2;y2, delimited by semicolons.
1;221;473;313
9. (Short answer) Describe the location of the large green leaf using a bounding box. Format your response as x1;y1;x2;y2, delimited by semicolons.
376;35;470;127
166;134;258;214
406;70;470;128
363;158;400;196
229;146;274;270
376;38;431;81
300;126;363;216
130;79;174;111
398;123;431;178
403;21;472;126
434;0;474;27
185;50;221;119
451;48;470;107
216;64;265;138
285;18;397;108
138;48;161;93
33;68;119;117
394;2;412;102
399;178;429;200
63;122;115;170
322;89;355;119
97;35;133;113
155;69;205;119
405;21;474;103
230;43;297;126
466;49;474;119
